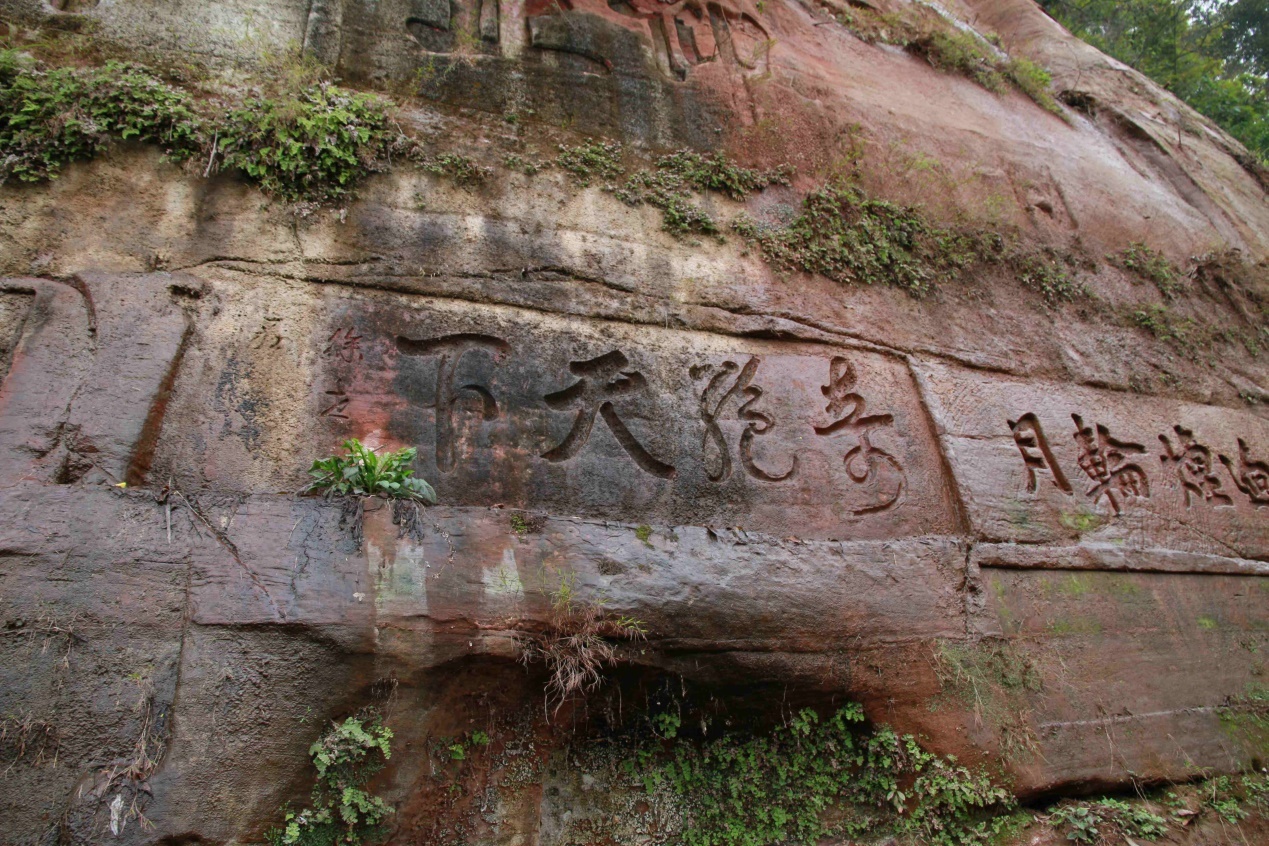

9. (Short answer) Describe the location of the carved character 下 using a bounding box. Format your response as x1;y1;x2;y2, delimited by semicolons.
694;356;796;483
397;333;510;473
813;356;904;514
542;350;676;478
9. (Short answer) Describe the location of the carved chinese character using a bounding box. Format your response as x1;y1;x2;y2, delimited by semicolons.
320;380;351;420
1071;414;1149;515
1220;438;1269;506
542;350;676;478
1008;413;1073;494
396;333;510;473
323;328;364;363
1159;425;1233;507
249;316;285;350
813;356;904;514
694;356;796;483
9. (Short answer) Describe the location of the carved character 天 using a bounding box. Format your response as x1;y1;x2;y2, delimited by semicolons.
1008;413;1073;495
693;356;796;483
813;356;904;514
541;350;676;478
1071;414;1150;515
1159;425;1233;507
1220;438;1269;506
396;333;511;473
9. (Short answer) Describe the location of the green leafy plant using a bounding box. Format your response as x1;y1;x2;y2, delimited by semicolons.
614;150;791;237
556;139;624;185
420;152;490;185
1117;242;1183;298
268;716;394;846
1047;797;1168;844
1131;303;1203;347
634;705;1015;846
740;178;990;296
217;83;396;203
304;439;437;503
1013;248;1085;303
0;55;203;183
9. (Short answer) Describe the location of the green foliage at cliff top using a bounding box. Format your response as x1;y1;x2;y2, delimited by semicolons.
1041;0;1269;161
0;53;202;182
0;52;401;203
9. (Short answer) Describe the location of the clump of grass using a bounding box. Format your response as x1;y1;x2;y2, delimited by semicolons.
217;82;398;203
736;178;990;296
420;152;490;185
556;139;624;186
1004;57;1060;114
1012;248;1086;303
1116;242;1183;298
832;7;1061;114
515;574;646;713
615;150;792;237
634;524;653;546
0;53;204;183
913;29;1007;92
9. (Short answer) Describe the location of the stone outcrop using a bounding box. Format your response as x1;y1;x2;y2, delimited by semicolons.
0;0;1267;843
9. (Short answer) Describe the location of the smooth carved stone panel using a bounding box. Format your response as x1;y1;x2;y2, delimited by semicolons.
307;293;958;540
916;360;1269;560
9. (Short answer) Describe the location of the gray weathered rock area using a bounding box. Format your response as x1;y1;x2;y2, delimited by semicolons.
0;0;1267;843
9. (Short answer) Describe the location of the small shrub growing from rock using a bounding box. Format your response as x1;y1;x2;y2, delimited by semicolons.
633;704;1017;846
1116;242;1183;298
556;139;625;185
303;438;437;504
615;150;792;237
1046;797;1168;844
0;53;203;183
217;83;398;203
739;178;990;296
268;715;394;846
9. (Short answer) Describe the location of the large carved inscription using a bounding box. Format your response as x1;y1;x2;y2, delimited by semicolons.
918;361;1269;561
304;294;956;540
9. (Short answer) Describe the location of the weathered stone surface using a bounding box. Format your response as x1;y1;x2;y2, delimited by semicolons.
0;0;1267;838
917;359;1269;559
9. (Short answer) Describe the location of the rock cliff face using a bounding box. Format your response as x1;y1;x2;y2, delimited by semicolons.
0;0;1267;843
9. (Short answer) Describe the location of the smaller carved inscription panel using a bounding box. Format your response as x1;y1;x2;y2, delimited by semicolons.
304;293;957;540
920;360;1269;561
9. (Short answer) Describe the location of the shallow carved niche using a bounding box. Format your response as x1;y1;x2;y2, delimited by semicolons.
0;291;33;386
407;0;501;54
602;0;772;80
